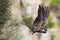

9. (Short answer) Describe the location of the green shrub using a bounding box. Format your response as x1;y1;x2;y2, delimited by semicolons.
22;15;33;26
0;0;12;27
46;20;54;28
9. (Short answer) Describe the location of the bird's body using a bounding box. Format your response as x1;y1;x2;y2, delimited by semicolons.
32;5;50;33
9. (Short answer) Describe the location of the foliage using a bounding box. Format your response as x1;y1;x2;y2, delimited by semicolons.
13;35;23;40
50;0;60;6
22;15;33;26
57;20;60;27
46;20;54;28
9;19;21;27
51;35;55;40
50;0;60;10
0;0;12;27
46;15;55;28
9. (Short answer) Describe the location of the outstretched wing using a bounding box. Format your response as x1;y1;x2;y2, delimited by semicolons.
32;5;50;33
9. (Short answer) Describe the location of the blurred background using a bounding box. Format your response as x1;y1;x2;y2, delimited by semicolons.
0;0;60;40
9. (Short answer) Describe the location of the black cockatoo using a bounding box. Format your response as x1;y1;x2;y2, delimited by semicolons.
32;5;50;33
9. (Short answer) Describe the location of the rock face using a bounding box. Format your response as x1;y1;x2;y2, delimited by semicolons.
20;0;42;20
0;0;54;40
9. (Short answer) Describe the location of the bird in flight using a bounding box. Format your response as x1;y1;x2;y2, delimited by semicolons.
32;5;50;33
